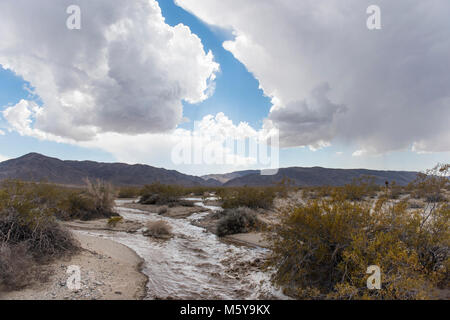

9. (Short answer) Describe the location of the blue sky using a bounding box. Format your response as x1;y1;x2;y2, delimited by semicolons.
0;0;449;174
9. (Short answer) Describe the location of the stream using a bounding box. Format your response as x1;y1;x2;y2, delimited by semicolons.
78;199;287;300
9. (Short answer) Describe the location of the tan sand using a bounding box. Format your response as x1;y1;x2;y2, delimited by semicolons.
63;218;143;233
0;233;147;300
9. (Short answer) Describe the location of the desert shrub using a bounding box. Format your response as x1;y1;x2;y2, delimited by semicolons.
139;183;207;207
218;187;276;209
57;193;95;220
302;187;319;200
388;181;405;199
57;179;117;221
144;220;172;238
107;216;123;227
117;186;141;199
267;181;449;300
0;180;79;290
408;200;424;209
0;207;78;261
425;193;446;203
0;242;33;290
273;178;297;198
139;183;181;205
216;207;258;237
339;176;381;201
316;186;334;198
408;164;449;202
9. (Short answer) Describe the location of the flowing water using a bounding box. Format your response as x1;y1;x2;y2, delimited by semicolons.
78;199;287;300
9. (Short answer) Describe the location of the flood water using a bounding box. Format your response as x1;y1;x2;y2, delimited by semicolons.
78;199;287;300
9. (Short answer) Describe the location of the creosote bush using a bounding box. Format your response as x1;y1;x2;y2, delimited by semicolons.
217;186;277;209
267;165;449;300
216;207;258;237
339;176;381;201
117;186;141;199
139;183;215;204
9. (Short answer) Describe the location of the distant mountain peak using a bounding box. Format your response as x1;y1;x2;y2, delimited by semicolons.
0;153;207;187
0;153;420;187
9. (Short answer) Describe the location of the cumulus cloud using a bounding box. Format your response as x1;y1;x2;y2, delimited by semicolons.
176;0;450;154
0;0;219;141
1;100;275;174
268;83;346;148
79;112;277;175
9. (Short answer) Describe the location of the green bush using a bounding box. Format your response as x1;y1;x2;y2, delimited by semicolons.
218;186;276;209
0;180;79;290
117;186;141;199
139;183;182;205
216;207;258;237
0;242;33;290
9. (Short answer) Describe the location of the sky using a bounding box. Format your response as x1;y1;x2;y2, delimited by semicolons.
0;0;449;175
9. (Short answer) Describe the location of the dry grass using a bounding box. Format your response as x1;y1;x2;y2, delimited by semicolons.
0;242;33;290
144;220;172;239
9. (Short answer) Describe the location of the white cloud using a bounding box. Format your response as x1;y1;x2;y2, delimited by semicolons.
352;149;368;157
78;112;276;175
0;0;219;141
0;155;9;162
2;100;72;143
0;129;5;135
176;0;450;154
3;100;38;137
2;101;274;174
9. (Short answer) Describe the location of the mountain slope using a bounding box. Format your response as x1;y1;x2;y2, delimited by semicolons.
0;153;206;186
0;153;420;187
224;167;418;187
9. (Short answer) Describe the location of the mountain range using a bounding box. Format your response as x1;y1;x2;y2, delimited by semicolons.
0;153;419;187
